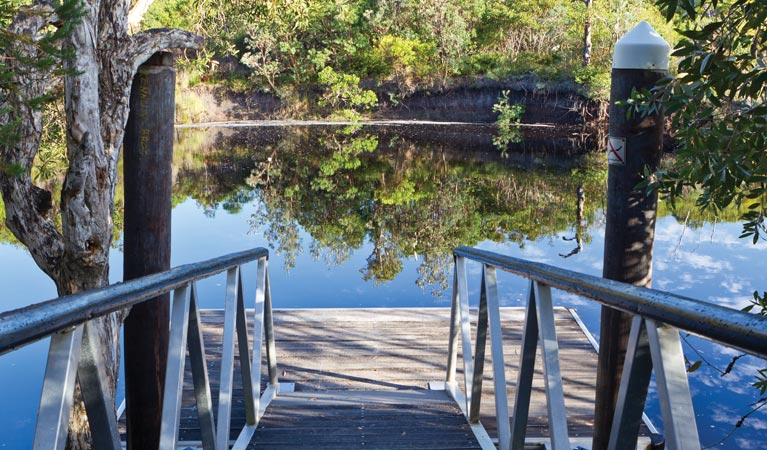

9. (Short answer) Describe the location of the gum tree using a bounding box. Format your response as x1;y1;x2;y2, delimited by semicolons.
0;0;201;447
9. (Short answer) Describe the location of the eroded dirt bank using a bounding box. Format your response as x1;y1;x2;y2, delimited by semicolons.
180;77;606;127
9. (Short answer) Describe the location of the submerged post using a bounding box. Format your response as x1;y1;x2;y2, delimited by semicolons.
122;52;175;450
593;22;669;450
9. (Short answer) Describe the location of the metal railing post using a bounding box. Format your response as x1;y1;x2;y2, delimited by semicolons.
217;267;241;449
533;282;570;450
251;257;268;423
647;320;700;450
485;266;511;450
32;326;84;450
442;257;507;450
468;266;489;423
236;271;257;425
445;261;461;384
159;284;192;450
78;322;121;450
510;280;538;450
264;265;278;387
456;256;475;413
608;316;653;450
187;285;217;449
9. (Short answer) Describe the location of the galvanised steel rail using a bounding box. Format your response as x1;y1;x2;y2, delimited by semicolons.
0;247;281;450
453;246;767;358
0;248;268;353
446;246;767;450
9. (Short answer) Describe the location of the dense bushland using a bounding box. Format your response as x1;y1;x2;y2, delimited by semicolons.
141;0;674;102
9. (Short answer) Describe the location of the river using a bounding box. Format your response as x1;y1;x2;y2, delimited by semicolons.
0;124;764;449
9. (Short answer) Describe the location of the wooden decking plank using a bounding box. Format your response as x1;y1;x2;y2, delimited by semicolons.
249;389;481;449
118;306;646;447
266;389;454;405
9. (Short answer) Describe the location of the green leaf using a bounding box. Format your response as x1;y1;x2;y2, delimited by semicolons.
680;0;697;20
665;0;678;21
700;53;714;75
687;360;702;373
700;21;724;35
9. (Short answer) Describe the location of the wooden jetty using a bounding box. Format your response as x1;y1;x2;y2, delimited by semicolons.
120;306;651;449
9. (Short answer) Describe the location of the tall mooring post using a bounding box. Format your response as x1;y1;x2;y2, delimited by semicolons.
122;52;175;450
592;22;669;450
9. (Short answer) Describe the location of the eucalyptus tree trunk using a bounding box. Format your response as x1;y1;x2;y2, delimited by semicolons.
583;0;593;66
0;1;201;448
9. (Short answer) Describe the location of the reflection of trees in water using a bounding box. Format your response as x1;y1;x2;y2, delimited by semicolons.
2;124;738;300
229;126;608;296
251;196;303;270
0;125;607;293
0;125;611;295
362;230;402;284
560;184;586;259
0;126;737;262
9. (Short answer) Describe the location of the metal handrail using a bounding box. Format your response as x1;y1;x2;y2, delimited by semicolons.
0;247;279;450
454;245;767;358
0;247;268;354
446;246;767;450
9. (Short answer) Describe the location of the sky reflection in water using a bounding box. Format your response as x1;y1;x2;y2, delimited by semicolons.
0;125;765;449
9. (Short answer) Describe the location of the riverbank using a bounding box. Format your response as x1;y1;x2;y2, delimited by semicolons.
176;76;607;127
176;121;600;158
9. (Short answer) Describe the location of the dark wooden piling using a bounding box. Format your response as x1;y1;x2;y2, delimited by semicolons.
122;52;175;450
593;23;669;450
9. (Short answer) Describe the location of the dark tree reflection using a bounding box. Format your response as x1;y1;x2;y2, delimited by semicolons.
170;125;607;296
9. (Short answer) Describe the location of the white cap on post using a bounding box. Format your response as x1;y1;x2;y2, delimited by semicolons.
613;21;670;71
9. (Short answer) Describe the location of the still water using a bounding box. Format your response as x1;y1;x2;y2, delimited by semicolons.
0;124;765;449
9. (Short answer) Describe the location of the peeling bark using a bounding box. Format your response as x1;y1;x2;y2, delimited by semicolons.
0;1;202;448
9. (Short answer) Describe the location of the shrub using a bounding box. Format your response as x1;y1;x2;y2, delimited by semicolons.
492;90;525;154
317;66;378;120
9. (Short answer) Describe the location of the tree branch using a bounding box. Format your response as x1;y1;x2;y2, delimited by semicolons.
0;0;66;279
96;26;202;177
127;0;156;33
0;175;64;279
128;28;204;72
7;1;59;36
